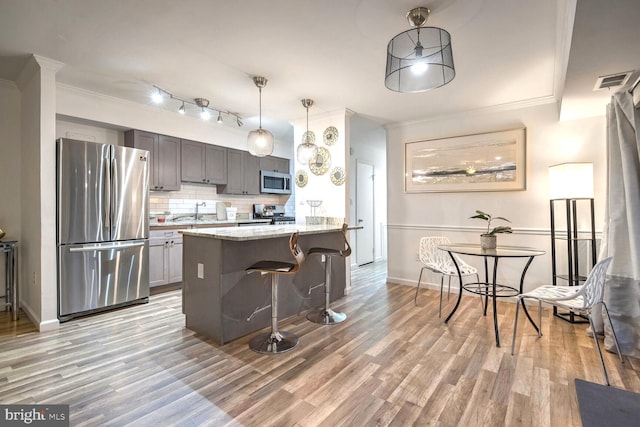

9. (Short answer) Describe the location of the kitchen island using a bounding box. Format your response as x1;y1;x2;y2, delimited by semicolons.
181;224;348;344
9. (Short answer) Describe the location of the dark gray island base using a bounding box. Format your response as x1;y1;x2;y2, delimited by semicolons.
181;224;346;344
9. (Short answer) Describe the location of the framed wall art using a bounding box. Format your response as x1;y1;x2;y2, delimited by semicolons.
404;128;526;193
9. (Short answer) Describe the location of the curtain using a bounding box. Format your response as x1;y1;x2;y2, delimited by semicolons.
598;91;640;357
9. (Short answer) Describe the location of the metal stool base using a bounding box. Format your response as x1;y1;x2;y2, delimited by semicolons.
249;331;299;354
307;308;347;325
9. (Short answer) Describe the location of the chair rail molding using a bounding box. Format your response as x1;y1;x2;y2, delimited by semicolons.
386;223;603;238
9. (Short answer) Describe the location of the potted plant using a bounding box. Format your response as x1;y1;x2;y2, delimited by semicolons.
470;210;512;249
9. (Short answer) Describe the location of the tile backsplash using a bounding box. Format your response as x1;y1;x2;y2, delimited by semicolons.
150;183;294;216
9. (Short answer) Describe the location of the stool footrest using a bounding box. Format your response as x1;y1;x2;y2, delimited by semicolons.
246;304;272;321
307;281;326;295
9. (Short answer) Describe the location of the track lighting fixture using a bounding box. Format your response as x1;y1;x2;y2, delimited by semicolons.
150;84;243;126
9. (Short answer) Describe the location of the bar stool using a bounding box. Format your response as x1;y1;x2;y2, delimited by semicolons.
306;223;351;325
246;232;305;354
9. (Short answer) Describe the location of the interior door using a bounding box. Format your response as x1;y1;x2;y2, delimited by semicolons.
356;161;375;265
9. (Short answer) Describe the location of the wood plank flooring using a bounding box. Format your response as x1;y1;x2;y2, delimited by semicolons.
1;261;639;426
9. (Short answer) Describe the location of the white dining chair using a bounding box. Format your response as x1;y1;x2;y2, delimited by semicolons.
415;236;481;317
511;256;623;386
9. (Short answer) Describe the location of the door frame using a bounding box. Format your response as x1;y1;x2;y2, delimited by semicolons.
356;159;375;266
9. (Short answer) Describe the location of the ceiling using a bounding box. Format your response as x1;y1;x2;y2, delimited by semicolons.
0;0;638;140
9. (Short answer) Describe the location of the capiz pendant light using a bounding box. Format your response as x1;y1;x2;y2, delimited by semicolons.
296;99;318;165
247;76;274;157
385;6;455;93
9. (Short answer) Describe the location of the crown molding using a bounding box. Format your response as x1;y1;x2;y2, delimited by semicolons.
15;54;64;90
385;95;557;131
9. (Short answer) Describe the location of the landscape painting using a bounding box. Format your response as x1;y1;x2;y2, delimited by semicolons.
405;128;526;193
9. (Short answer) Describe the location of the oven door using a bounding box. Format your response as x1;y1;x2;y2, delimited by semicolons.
260;171;291;194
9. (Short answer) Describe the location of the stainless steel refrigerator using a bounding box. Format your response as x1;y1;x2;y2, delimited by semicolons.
57;138;150;321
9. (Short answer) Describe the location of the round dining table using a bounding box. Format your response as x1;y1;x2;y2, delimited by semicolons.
438;243;545;347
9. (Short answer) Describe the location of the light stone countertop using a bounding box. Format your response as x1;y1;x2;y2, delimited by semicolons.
150;218;271;228
180;224;343;241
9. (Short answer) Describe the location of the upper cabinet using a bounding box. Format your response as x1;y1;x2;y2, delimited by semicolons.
259;156;290;174
181;140;227;185
221;148;260;195
125;130;180;191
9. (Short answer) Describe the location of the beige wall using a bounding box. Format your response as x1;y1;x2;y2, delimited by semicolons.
386;101;607;293
0;80;22;243
15;55;62;330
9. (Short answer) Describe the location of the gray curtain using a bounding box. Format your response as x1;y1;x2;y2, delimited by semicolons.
598;91;640;357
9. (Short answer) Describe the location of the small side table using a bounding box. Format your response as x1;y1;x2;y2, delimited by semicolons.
0;241;18;321
439;244;545;347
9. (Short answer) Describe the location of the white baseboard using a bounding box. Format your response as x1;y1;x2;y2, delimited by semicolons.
20;301;60;331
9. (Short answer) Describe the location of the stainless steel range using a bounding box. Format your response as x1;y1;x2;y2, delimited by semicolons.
253;204;296;225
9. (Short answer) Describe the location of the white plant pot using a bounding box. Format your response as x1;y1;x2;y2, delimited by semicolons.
480;234;497;249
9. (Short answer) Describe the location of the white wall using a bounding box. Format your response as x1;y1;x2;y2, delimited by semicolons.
349;115;387;262
293;110;349;222
386;101;607;293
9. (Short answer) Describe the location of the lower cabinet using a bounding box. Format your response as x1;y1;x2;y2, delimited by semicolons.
149;230;183;286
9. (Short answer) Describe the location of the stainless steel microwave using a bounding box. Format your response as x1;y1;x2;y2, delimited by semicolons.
260;170;292;194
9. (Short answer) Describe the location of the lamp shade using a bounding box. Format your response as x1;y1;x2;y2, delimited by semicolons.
548;162;594;199
296;142;318;165
385;27;455;93
247;128;274;157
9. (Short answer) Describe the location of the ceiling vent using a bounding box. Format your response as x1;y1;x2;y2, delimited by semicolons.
593;71;633;91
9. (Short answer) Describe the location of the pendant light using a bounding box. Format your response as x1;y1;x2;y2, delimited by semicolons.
296;98;318;165
247;76;274;157
385;6;455;93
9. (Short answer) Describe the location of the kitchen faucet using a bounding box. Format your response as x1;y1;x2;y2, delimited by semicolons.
195;202;206;221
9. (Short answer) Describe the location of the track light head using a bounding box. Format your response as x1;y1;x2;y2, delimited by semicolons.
194;98;210;108
151;87;163;104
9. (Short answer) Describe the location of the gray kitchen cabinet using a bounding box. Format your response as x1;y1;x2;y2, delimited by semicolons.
181;140;227;185
222;148;260;195
125;130;180;191
259;156;290;174
149;230;183;286
149;237;168;287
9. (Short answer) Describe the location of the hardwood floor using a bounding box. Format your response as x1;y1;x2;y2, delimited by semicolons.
1;261;639;426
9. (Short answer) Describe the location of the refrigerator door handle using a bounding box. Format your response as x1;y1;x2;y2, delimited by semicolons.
69;241;146;252
111;155;118;230
103;156;111;231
